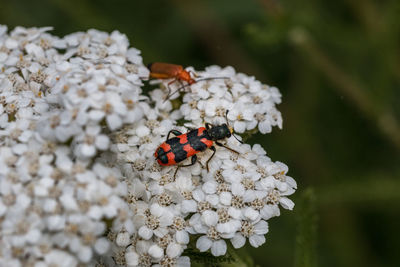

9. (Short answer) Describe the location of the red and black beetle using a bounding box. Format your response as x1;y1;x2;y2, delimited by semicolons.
154;111;242;176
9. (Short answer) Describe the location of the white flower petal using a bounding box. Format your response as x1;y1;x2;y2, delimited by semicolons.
244;207;260;221
231;233;246;249
181;200;197;213
192;189;205;202
231;183;245;196
260;205;280;220
234;121;246;133
202;181;217;194
249;234;266;248
254;220;269;235
219;192;232;205
196;236;212;252
77;246;92;263
202;210;218;226
211;240;227;256
81;144;96;157
148;244;164;259
106;114;122;130
280;197;295;210
94;238;110;255
138;226;153;240
116;231;131;247
177;256;191;267
95;135;110;150
166;243;182;258
125;248;139;266
176;230;189;244
206;194;219;206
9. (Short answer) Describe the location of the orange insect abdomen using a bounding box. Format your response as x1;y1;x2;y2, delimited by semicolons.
148;62;195;84
148;62;183;79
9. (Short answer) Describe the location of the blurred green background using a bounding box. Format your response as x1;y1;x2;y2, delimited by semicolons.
1;0;400;266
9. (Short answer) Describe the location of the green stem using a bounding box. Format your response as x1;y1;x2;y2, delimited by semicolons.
289;28;400;150
294;188;318;267
186;236;254;267
316;175;400;206
220;245;254;267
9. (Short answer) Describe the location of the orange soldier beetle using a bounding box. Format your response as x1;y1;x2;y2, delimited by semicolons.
147;62;229;99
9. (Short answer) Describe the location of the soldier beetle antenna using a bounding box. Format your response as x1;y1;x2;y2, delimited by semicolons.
225;110;243;144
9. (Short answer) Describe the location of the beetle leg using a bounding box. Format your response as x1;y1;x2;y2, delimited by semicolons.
182;154;198;167
173;166;180;179
165;80;190;103
205;146;216;172
174;155;198;178
167;79;176;93
178;80;185;89
163;78;178;100
215;141;240;154
165;79;188;101
185;126;197;131
205;123;214;130
166;130;183;140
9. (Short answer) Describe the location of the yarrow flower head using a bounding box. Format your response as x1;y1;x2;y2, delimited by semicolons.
0;25;296;266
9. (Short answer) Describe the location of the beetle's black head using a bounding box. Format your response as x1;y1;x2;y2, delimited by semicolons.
208;123;232;141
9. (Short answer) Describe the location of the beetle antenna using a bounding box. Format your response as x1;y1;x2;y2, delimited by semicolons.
225;110;243;144
194;76;230;82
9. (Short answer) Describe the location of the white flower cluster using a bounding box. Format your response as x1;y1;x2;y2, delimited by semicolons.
0;25;296;267
0;25;147;266
110;69;296;266
179;65;283;134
